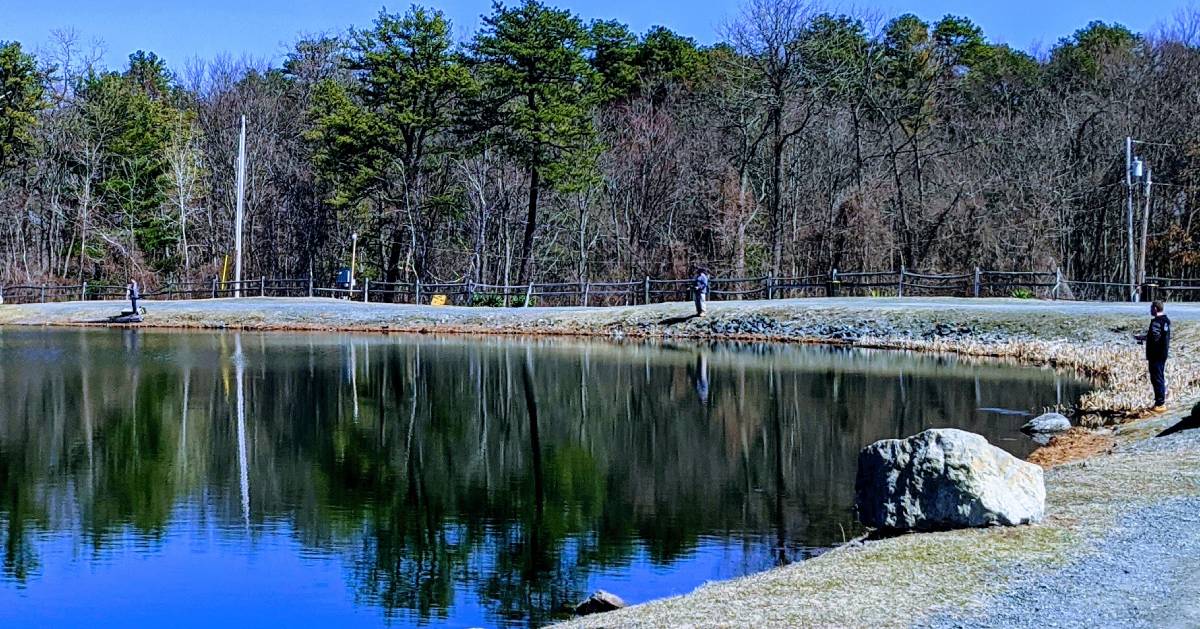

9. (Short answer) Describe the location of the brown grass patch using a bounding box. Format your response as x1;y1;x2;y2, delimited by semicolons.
1027;428;1116;468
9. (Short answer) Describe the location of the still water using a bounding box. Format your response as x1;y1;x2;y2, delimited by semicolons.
0;329;1086;627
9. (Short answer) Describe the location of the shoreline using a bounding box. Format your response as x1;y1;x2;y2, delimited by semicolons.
5;296;1199;626
2;296;1194;422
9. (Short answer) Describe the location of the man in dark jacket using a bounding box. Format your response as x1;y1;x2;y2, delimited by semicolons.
1135;300;1171;412
693;268;709;317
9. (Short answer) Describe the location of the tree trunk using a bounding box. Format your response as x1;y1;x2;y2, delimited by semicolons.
518;164;539;285
771;109;784;276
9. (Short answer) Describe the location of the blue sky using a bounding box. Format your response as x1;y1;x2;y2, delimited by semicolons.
2;0;1192;71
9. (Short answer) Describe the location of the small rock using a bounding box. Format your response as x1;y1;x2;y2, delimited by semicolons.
1022;412;1071;434
1028;433;1053;446
855;428;1045;531
575;590;627;616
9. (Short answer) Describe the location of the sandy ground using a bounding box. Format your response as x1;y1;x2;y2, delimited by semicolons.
4;296;1200;627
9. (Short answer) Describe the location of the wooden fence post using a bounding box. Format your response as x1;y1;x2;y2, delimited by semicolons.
1053;268;1062;300
765;276;774;300
524;281;535;307
0;285;5;304
81;281;87;302
643;277;650;304
898;266;905;298
308;272;314;298
41;286;46;303
260;276;266;297
415;279;422;305
827;268;839;297
363;278;370;303
582;281;590;307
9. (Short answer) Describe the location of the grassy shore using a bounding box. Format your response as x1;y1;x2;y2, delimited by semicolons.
4;295;1198;626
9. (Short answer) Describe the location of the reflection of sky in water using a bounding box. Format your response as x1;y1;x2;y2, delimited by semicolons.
0;330;1088;627
0;505;800;628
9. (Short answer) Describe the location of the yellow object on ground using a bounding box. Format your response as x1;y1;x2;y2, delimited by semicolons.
430;294;448;306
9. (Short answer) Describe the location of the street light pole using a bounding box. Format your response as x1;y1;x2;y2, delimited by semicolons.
1125;136;1136;302
234;115;247;298
349;233;358;291
1139;166;1152;288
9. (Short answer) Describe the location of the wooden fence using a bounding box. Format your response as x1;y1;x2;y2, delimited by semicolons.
0;269;1189;306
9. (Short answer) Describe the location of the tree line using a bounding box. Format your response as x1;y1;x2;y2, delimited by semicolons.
3;0;1200;290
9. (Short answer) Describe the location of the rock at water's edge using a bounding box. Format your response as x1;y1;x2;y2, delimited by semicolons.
1022;412;1071;434
575;590;627;616
855;428;1045;531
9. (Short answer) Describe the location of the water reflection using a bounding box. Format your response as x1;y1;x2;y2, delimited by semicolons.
0;330;1087;627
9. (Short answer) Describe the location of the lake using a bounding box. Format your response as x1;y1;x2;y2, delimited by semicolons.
0;329;1087;627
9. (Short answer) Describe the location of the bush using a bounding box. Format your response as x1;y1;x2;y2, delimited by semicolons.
469;293;505;307
1011;287;1035;299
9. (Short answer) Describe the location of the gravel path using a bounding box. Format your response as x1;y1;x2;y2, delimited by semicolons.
922;430;1200;629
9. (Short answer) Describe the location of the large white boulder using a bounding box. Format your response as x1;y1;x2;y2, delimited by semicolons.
1021;412;1071;434
855;428;1045;531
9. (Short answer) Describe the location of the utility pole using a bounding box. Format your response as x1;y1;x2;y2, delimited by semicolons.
234;115;247;298
1139;166;1152;288
349;232;358;291
1125;136;1136;302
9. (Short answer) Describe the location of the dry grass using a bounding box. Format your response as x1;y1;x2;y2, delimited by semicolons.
1027;428;1116;468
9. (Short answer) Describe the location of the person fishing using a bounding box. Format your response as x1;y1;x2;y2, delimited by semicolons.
1134;300;1171;413
125;279;140;315
693;267;709;317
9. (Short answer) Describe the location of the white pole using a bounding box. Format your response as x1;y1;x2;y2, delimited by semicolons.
1139;167;1152;288
234;115;247;298
349;233;358;291
1125;136;1136;302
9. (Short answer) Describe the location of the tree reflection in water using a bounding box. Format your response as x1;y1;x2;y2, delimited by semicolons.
0;330;1087;627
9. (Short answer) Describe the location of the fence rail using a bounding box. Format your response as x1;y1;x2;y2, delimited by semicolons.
0;268;1190;306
